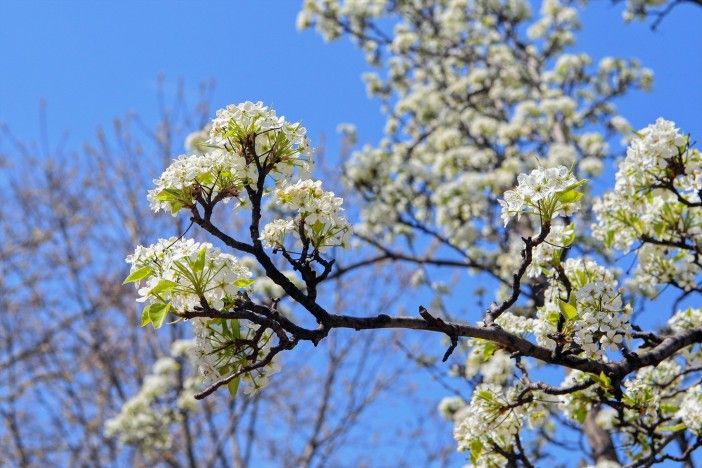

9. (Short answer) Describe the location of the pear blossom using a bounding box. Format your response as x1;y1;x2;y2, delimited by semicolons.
679;386;702;434
499;166;584;227
264;179;351;251
209;101;310;174
147;150;254;215
125;237;253;323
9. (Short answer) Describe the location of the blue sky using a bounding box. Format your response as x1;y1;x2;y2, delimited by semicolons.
1;0;700;465
0;1;700;152
0;1;384;158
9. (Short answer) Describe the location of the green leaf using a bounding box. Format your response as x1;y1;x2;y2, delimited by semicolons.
557;189;580;204
141;307;152;327
604;230;615;249
481;342;497;361
594;371;612;389
653;222;667;238
234;278;255;288
469;439;483;464
227;376;241;397
148;302;170;329
574;406;587;424
150;279;178;295
311;221;326;235
656;423;686;433
193;247;207;273
631;218;645;236
660;403;679;414
477;390;495;403
157;188;184;202
220;319;240;340
123;266;153;284
559;299;578;321
546;310;560;326
559;178;588;193
170;201;184;215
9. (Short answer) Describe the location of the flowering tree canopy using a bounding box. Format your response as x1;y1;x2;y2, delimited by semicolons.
111;0;702;466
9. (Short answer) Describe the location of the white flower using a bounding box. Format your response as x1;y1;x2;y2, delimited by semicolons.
594;120;702;267
147;150;254;215
528;221;575;278
438;396;466;421
104;340;198;453
264;179;351;251
453;384;533;465
125;237;253;317
679;386;702;434
209;101;310;174
191;317;279;394
260;219;296;249
499;166;584;227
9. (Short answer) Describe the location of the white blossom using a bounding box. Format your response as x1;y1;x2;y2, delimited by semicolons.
264;179;351;251
125;237;253;319
499;166;584;227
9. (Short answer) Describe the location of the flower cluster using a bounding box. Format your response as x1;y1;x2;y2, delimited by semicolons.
209;101;310;175
453;384;529;466
679;386;702;435
527;221;576;278
559;370;598;424
261;179;351;251
192;317;279;395
104;340;198;453
669;307;702;333
629;244;699;295
594;119;700;249
147;150;255;215
149;102;313;217
438;396;467;421
534;258;630;359
300;0;650;257
594;119;701;293
669;308;702;364
464;343;515;385
125;237;253;327
572;281;631;356
622;360;681;422
499;166;585;227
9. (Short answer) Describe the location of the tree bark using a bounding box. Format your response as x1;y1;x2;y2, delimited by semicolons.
584;409;619;464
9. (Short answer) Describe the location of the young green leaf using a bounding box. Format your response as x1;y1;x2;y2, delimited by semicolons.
123;265;153;284
150;279;178;295
557;189;584;204
227;376;241;397
656;423;686;433
235;278;255;288
469;439;483;464
148;302;171;329
193;247;207;273
141;307;152;327
559;299;578;320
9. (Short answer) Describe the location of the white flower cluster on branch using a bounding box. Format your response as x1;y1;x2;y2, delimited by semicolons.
262;179;351;251
125;237;253;325
499;165;584;227
125;102;351;400
594;119;702;294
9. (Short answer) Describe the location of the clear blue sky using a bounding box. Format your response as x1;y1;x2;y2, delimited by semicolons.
0;1;385;157
0;1;700;151
1;1;700;465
